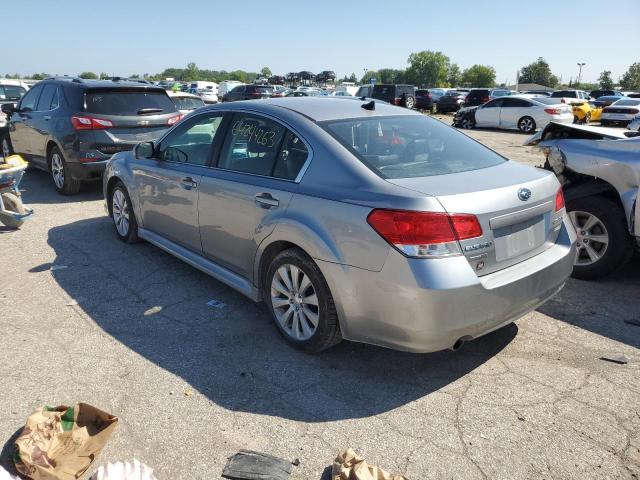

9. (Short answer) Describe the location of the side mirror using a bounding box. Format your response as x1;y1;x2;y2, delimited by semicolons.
134;141;155;159
1;103;16;115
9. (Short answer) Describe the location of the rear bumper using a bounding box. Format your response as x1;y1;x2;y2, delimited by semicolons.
65;159;109;181
318;216;576;353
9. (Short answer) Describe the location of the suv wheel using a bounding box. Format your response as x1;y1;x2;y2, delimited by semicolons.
567;196;633;280
49;147;81;195
265;248;341;353
1;133;12;158
404;96;415;109
110;182;139;243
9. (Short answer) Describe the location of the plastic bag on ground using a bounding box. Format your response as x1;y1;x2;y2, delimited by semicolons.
332;449;407;480
90;459;157;480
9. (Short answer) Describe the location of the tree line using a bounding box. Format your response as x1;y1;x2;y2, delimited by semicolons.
4;56;640;90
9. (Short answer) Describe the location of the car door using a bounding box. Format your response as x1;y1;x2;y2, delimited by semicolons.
197;112;310;278
133;112;225;253
9;83;43;157
474;98;503;127
28;84;59;164
499;97;529;129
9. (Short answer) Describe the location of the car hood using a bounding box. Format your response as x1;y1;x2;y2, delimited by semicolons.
524;122;630;146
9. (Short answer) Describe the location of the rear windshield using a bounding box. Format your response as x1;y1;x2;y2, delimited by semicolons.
551;91;576;97
172;96;205;110
322;115;505;179
469;90;489;96
253;86;273;93
612;99;640;106
534;97;565;105
85;90;176;115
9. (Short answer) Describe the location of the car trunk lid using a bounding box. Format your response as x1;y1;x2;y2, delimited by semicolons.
386;162;564;275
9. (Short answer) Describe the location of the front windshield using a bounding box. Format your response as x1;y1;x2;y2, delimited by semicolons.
322;115;505;179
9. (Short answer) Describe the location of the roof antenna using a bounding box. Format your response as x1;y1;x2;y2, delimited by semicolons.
361;100;375;111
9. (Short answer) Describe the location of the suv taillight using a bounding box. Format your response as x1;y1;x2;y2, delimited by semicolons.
367;209;482;258
555;188;565;212
167;114;183;125
71;115;113;130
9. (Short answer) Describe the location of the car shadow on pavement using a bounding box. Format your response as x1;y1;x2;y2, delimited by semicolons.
538;254;640;349
44;217;518;422
19;169;102;204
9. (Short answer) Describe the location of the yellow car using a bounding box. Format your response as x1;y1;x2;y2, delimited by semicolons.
571;101;602;124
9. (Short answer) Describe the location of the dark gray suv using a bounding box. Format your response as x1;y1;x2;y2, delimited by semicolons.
1;77;181;194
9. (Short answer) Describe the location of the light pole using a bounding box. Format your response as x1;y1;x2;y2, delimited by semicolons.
576;62;586;89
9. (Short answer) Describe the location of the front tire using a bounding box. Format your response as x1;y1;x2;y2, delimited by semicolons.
567;196;633;280
265;248;341;353
460;115;475;129
0;192;26;229
110;183;139;243
49;146;81;195
518;116;536;133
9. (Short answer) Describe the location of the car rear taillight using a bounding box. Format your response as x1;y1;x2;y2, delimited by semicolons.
481;96;489;103
555;188;565;212
71;115;113;130
544;108;561;115
393;99;402;105
367;209;482;258
167;114;183;125
628;109;639;114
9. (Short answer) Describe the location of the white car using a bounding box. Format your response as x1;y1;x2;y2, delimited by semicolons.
0;79;29;129
198;89;218;104
166;91;206;115
217;81;244;99
454;95;573;133
601;98;640;127
628;114;640;131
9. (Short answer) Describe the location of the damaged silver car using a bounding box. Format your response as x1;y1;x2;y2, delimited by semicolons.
526;122;640;279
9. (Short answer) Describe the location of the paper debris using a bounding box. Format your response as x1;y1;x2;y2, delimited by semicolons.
207;299;226;308
90;459;157;480
66;300;78;306
184;389;194;397
332;449;407;480
144;306;162;316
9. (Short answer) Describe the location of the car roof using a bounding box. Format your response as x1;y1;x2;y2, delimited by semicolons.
199;97;419;122
41;78;165;91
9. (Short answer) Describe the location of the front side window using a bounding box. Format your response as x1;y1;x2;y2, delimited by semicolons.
19;84;43;111
157;114;224;165
322;115;505;179
218;114;289;177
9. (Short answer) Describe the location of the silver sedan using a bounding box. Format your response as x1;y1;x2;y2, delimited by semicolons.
103;97;576;353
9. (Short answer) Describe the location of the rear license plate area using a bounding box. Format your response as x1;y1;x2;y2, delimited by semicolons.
493;215;545;262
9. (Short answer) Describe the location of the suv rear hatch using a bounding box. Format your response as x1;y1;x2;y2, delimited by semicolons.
387;161;564;275
77;87;180;153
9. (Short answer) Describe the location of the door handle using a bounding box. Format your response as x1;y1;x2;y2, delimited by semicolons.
255;193;279;208
180;176;197;190
43;115;51;121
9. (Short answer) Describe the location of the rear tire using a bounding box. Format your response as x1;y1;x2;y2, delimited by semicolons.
517;116;536;133
1;133;13;158
460;115;475;129
567;195;633;280
0;192;26;229
265;248;342;353
403;96;415;109
49;146;81;195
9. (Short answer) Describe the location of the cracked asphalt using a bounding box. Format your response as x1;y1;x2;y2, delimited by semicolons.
1;128;639;479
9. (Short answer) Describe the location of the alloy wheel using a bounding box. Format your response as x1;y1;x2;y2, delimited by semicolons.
405;97;415;109
270;263;319;341
461;117;474;129
51;152;65;189
519;118;534;132
569;210;609;266
112;189;130;237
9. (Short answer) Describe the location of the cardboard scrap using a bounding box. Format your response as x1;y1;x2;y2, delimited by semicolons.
14;403;118;480
90;459;157;480
332;449;407;480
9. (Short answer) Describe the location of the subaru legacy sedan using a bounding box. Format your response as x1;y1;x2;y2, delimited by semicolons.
103;97;576;353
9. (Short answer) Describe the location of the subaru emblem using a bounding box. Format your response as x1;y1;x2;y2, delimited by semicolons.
518;188;532;201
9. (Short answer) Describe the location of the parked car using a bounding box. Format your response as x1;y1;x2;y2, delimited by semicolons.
218;81;244;99
592;95;625;108
628;114;640;131
285;90;321;97
222;85;273;102
521;90;552;96
269;85;290;98
1;80;29;138
570;101;601;124
198;89;218;104
526;122;640;279
1;77;180;194
269;75;286;85
550;90;591;101
463;89;491;106
428;88;454;103
436;91;466;113
489;89;513;100
355;84;416;108
589;90;622;99
331;90;352;97
103;97;575;353
167;91;206;115
414;89;434;110
316;71;336;83
453;96;572;133
600;98;640;126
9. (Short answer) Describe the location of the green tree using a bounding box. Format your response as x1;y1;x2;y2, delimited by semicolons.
129;74;140;79
99;72;110;79
518;57;559;87
406;50;450;87
184;62;199;81
597;70;614;89
79;71;98;79
461;65;496;87
30;73;50;80
348;73;358;83
447;63;462;87
360;70;380;84
620;63;640;90
260;67;272;78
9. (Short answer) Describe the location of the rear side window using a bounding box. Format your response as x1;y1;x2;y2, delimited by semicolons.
323;115;505;179
36;84;57;111
218;113;307;180
85;90;176;115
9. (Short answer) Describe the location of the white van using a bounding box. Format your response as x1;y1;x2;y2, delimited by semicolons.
189;81;218;93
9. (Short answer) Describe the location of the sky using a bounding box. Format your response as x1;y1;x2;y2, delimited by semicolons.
5;0;639;85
